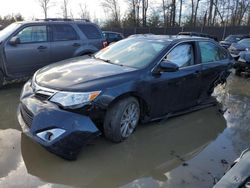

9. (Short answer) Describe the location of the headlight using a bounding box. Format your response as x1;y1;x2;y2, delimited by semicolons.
50;91;101;109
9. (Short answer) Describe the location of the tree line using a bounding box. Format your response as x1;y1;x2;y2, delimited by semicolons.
104;0;250;28
1;0;250;29
0;14;24;27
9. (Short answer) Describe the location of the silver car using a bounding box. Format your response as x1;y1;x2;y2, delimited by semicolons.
0;19;107;87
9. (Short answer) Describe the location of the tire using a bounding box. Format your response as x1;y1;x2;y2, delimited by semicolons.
104;97;140;142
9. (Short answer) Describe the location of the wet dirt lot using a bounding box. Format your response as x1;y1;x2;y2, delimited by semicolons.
0;75;249;188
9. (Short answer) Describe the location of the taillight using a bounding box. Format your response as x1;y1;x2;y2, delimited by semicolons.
102;41;108;48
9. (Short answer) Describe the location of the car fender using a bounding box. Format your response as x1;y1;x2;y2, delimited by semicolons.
95;80;151;117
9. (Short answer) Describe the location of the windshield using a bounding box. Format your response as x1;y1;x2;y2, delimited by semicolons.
94;38;167;68
0;23;21;41
225;35;242;42
238;38;250;46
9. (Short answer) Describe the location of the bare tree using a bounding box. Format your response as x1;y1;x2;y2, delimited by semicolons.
101;0;121;27
38;0;53;19
179;0;183;25
171;0;176;26
142;0;148;27
193;0;201;26
208;0;214;25
79;3;90;20
61;0;69;19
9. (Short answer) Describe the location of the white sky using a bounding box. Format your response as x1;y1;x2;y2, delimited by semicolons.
0;0;190;23
0;0;128;21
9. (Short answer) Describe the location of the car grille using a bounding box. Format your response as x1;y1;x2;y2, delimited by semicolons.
20;104;34;128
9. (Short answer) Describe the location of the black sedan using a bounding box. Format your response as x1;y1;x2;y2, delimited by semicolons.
102;31;124;45
220;34;250;49
18;35;233;159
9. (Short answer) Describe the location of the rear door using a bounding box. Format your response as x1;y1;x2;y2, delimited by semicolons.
198;41;230;99
50;24;81;63
77;24;104;50
4;25;50;76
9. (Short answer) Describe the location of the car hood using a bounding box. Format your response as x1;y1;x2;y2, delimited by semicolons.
230;43;247;51
35;57;138;91
239;51;250;63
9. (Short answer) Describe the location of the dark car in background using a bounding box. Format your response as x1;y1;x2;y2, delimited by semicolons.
18;35;233;160
102;31;124;45
234;50;250;76
0;19;107;87
228;38;250;59
220;34;250;49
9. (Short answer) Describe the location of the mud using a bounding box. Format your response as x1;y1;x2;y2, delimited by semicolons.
0;75;249;188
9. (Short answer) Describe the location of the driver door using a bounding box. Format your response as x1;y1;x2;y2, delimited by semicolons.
4;25;50;76
150;42;202;118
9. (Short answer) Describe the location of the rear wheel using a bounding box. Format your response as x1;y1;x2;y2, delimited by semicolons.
104;97;140;142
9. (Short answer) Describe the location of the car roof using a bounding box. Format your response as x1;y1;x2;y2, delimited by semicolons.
16;20;96;26
129;34;212;43
102;31;123;35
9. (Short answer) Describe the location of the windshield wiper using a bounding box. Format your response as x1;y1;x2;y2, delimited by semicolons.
93;56;124;66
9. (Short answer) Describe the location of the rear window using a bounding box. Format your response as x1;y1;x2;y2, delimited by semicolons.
77;24;102;39
52;24;78;41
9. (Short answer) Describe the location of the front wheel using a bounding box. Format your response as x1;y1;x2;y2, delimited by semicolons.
104;97;140;142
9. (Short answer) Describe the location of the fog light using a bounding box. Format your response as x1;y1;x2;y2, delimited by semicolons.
37;128;66;142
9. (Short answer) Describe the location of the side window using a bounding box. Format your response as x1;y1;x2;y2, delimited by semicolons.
16;26;47;43
52;24;78;41
165;44;194;68
199;41;227;63
108;33;118;39
77;24;102;39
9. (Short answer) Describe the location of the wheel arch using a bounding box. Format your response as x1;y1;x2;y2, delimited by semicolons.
107;92;150;121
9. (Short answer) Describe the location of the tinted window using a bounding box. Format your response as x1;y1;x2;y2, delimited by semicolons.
199;41;227;63
16;26;47;43
165;44;194;68
238;38;250;46
77;24;102;39
109;33;118;39
52;24;78;41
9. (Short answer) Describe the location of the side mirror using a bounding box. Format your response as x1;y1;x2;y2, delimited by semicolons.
9;36;20;46
158;60;179;72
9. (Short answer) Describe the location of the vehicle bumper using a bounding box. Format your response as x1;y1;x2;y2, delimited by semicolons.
17;96;101;160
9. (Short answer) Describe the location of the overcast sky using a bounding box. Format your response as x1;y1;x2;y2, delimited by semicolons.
0;0;129;21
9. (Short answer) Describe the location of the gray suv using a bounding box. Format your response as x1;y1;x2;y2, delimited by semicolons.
0;19;107;86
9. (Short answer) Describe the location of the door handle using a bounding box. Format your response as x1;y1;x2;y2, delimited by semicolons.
72;43;81;47
193;70;201;77
37;46;47;50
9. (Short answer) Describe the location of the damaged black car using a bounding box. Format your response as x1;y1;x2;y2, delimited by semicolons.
18;35;233;160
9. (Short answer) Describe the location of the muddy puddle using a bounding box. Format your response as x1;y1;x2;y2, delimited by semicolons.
0;75;249;188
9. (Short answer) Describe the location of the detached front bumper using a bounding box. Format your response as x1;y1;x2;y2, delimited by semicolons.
17;96;101;160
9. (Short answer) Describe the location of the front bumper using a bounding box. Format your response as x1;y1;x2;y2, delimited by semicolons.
18;90;101;160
